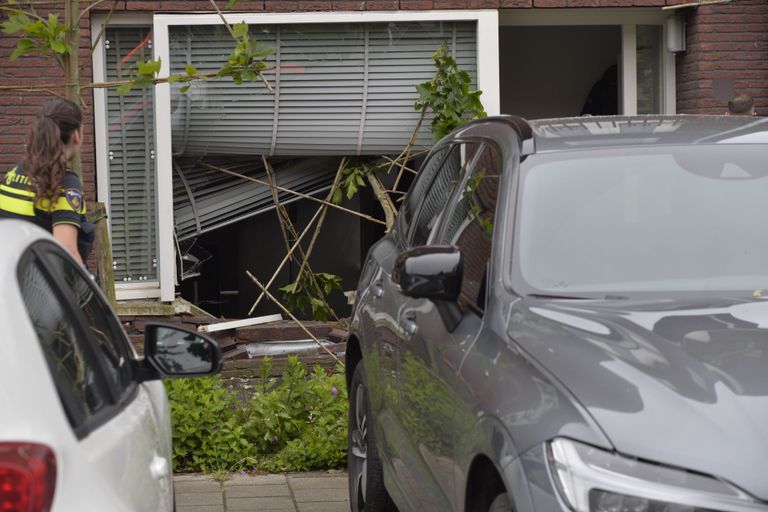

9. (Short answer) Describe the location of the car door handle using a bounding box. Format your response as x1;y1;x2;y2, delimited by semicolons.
372;279;384;298
150;455;170;480
401;311;418;336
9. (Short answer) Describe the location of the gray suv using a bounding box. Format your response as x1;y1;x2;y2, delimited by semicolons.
346;115;768;512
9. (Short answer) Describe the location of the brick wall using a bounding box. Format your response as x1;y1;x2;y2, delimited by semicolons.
0;12;96;206
676;0;768;114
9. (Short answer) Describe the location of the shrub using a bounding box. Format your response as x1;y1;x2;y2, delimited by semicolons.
165;356;347;474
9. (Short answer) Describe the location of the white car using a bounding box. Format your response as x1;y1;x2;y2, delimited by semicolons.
0;219;221;512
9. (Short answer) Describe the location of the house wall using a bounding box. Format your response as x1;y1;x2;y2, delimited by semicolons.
676;0;768;114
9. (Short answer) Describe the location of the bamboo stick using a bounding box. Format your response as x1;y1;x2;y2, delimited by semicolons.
247;200;325;315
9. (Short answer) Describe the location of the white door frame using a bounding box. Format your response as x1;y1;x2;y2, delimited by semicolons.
92;13;162;301
499;8;676;116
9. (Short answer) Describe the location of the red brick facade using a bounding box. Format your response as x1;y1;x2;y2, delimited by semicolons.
1;0;766;240
676;0;768;114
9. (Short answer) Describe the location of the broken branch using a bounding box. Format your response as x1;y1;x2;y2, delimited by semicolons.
366;172;397;232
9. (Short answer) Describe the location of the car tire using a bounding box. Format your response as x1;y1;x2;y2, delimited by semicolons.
348;362;396;512
488;492;511;512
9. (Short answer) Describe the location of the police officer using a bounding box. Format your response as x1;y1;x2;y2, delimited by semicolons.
0;98;93;266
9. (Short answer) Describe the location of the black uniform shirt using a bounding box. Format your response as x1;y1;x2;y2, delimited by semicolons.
0;164;86;231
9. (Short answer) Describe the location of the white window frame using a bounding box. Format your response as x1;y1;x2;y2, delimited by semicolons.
152;10;500;302
92;13;161;301
499;8;676;116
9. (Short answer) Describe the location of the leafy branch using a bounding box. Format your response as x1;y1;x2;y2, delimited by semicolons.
414;42;487;141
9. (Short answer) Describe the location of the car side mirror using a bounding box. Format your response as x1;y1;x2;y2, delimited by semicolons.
143;323;222;378
393;246;463;301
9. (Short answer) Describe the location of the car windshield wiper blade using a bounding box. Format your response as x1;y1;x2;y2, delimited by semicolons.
526;293;594;300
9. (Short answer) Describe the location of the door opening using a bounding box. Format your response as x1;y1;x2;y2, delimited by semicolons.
499;25;622;119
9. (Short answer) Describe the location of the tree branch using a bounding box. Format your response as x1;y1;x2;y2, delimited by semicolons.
366;172;397;232
208;0;236;39
83;0;119;66
78;0;110;23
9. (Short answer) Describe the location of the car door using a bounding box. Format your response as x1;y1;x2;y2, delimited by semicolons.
387;141;483;510
17;241;172;512
397;143;503;511
361;143;456;475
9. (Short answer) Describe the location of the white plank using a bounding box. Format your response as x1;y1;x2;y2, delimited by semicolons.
198;314;283;333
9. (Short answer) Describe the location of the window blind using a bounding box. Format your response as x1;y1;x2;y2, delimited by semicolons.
169;21;478;157
104;26;158;282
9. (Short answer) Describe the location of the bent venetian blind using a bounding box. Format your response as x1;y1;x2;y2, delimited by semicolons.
169;21;477;156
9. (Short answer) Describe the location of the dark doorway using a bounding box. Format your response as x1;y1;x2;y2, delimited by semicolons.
499;25;622;119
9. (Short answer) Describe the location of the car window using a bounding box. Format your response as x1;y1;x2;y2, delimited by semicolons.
437;144;502;312
18;253;112;430
42;250;134;395
400;144;452;230
410;142;481;247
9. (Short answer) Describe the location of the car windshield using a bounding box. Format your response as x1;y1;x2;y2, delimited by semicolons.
513;144;768;295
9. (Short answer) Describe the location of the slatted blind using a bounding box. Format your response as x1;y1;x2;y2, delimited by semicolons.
169;21;477;156
104;27;158;282
173;156;340;241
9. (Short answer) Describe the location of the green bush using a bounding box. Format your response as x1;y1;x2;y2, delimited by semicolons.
164;356;347;474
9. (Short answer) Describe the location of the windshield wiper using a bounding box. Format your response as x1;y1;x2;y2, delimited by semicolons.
527;293;628;300
526;293;594;300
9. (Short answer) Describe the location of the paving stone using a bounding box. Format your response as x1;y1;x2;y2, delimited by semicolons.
292;488;349;503
226;484;291;498
226;496;295;511
296;501;350;512
225;473;288;486
289;476;347;490
175;474;214;482
177;506;224;512
174;480;222;493
175;491;223;507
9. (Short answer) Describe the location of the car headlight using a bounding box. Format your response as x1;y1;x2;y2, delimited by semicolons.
547;438;766;512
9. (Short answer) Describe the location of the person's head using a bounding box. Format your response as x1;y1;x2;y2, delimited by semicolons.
24;98;83;201
727;94;755;116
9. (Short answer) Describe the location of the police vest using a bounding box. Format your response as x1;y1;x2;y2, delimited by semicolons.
0;165;86;232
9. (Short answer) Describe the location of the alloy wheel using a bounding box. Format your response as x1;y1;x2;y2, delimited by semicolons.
350;382;369;511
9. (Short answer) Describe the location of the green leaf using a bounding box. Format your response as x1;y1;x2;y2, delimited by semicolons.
137;58;161;75
232;21;249;39
184;64;197;76
179;84;191;94
50;40;66;54
2;11;30;34
9;38;34;61
116;83;132;95
331;188;342;205
227;0;239;7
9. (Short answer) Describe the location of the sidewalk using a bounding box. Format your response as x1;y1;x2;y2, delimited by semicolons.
174;471;350;512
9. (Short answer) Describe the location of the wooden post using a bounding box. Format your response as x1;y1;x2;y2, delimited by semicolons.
89;202;116;307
